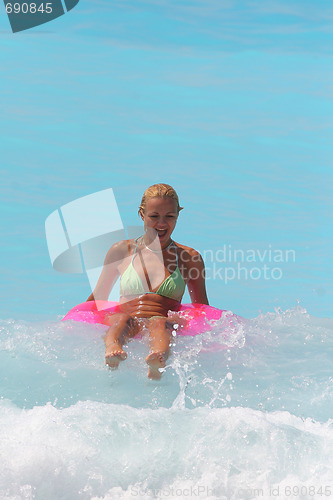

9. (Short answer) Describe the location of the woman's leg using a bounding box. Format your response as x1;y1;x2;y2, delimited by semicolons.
146;317;173;379
104;313;138;369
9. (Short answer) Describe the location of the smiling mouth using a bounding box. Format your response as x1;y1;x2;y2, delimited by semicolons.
156;230;167;237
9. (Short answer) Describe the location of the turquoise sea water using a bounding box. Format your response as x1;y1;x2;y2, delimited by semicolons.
1;1;332;498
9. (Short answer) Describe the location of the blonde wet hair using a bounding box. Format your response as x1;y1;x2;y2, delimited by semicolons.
138;183;183;216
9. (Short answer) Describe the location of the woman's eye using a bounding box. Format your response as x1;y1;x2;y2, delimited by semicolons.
148;214;175;219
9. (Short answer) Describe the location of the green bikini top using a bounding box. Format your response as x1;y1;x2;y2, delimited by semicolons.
119;237;186;302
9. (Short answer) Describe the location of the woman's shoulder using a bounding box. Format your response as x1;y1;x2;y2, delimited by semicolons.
104;238;138;264
173;242;204;263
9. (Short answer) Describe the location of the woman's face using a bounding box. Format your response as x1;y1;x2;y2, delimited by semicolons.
141;197;179;247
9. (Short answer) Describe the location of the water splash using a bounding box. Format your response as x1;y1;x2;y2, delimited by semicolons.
1;308;333;498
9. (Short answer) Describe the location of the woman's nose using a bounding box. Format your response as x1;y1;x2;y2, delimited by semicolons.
156;218;168;227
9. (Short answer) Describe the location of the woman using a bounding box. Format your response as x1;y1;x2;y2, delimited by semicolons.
86;184;209;379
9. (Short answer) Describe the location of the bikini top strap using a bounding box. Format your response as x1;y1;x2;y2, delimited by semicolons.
133;235;153;291
131;236;142;263
172;241;179;266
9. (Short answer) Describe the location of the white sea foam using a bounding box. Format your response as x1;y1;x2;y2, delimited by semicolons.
0;307;332;499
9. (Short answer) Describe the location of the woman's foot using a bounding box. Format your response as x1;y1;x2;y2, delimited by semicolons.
105;342;127;369
145;351;166;380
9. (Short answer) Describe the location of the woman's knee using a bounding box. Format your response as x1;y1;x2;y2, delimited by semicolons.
105;312;133;328
149;316;173;331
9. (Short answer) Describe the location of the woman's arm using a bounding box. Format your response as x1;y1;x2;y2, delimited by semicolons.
185;250;209;305
86;240;127;302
